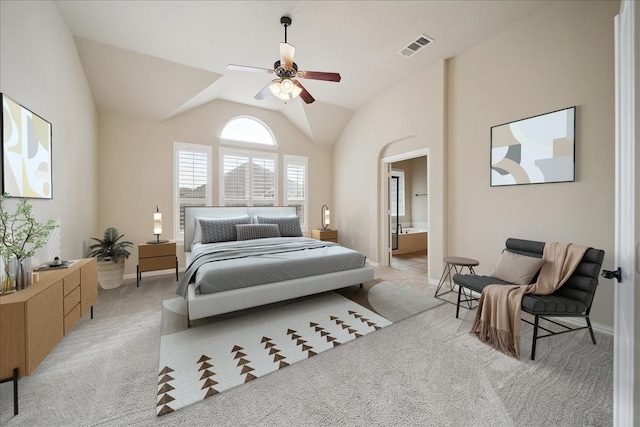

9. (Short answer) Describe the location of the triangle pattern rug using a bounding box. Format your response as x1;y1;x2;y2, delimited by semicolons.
157;280;442;416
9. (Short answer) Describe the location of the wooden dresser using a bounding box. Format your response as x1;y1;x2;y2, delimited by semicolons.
0;258;98;379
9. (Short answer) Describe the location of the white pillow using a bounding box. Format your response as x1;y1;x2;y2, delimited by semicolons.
489;250;544;286
192;217;205;244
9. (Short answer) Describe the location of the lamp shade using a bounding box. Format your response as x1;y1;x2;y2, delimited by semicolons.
153;211;162;235
321;204;330;230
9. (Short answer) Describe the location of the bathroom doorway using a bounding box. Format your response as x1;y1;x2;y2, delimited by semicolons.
389;155;428;271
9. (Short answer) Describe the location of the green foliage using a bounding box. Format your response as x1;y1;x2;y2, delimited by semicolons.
87;227;133;262
0;193;58;261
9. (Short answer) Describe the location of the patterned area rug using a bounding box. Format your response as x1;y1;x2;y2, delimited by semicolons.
157;280;442;416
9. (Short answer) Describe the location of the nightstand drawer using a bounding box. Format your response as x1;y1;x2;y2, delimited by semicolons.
139;242;176;258
311;229;338;242
139;255;176;273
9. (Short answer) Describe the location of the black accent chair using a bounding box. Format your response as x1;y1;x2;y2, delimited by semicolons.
453;238;605;360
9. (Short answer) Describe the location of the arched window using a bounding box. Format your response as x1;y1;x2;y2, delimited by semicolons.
220;116;277;148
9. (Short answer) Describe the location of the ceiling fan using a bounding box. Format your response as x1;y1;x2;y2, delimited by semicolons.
227;16;341;104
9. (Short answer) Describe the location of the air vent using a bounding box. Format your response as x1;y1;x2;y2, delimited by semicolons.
399;34;434;58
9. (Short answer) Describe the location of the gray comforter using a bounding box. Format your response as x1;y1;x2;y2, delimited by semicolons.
176;237;366;297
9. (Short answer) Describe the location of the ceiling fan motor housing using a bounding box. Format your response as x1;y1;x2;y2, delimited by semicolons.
274;60;298;78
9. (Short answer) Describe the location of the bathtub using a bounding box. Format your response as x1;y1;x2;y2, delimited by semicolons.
402;228;427;234
392;228;428;255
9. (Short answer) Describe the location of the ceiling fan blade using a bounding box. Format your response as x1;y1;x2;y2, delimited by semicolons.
227;64;274;74
280;43;295;68
254;83;272;100
297;70;341;82
293;80;315;104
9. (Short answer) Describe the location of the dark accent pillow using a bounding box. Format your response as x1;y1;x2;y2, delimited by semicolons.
236;224;281;241
255;216;302;237
199;216;251;243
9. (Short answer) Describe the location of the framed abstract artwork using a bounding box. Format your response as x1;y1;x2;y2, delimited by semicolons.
1;93;53;198
490;106;576;187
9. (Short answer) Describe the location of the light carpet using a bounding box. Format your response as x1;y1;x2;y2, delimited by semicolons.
157;280;443;416
0;272;613;426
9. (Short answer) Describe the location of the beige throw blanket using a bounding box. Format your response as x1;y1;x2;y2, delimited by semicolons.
471;242;588;358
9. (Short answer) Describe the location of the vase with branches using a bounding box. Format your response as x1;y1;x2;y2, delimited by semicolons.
0;193;58;292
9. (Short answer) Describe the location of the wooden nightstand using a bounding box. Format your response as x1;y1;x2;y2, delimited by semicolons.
311;229;338;243
137;241;178;287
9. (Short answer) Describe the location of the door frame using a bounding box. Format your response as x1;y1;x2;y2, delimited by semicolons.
613;1;637;424
380;148;429;267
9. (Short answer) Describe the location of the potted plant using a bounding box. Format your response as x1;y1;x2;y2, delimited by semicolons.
0;192;58;292
88;227;133;289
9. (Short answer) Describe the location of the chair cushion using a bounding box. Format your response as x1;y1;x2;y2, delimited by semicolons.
452;274;513;293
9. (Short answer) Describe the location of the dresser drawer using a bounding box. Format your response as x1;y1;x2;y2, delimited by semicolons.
64;286;81;316
63;269;81;295
64;304;81;334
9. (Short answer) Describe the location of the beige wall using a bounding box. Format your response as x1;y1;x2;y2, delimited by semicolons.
334;61;447;272
335;1;618;328
98;100;333;276
0;1;98;263
447;0;618;327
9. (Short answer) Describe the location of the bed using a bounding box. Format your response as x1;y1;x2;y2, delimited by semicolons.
177;206;374;324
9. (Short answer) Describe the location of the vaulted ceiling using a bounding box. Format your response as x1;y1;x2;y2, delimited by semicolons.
54;1;551;145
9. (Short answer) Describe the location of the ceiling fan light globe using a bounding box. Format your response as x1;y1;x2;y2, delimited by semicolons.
269;79;282;96
281;78;294;93
291;83;302;98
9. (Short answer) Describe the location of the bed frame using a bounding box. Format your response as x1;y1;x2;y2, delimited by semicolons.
182;206;374;323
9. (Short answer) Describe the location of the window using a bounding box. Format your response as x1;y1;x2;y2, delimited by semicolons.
284;155;308;232
220;148;277;207
220;116;277;148
391;169;406;217
173;142;212;239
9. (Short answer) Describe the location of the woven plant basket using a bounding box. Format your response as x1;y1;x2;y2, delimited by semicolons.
97;258;125;289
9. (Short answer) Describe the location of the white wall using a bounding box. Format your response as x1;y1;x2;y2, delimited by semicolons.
0;1;98;263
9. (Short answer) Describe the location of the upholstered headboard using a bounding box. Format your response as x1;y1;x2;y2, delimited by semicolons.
183;206;297;252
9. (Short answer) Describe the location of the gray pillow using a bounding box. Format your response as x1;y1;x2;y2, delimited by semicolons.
236;224;281;241
489;250;544;285
256;216;302;237
199;216;251;243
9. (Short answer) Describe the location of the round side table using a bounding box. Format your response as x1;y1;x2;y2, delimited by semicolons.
435;256;479;299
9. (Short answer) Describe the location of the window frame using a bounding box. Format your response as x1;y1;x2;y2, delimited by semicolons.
283;154;309;233
391;169;406;217
220;115;278;151
173;142;212;241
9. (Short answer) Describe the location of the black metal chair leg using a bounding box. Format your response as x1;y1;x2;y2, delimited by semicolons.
586;316;597;344
456;286;462;318
531;315;539;360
